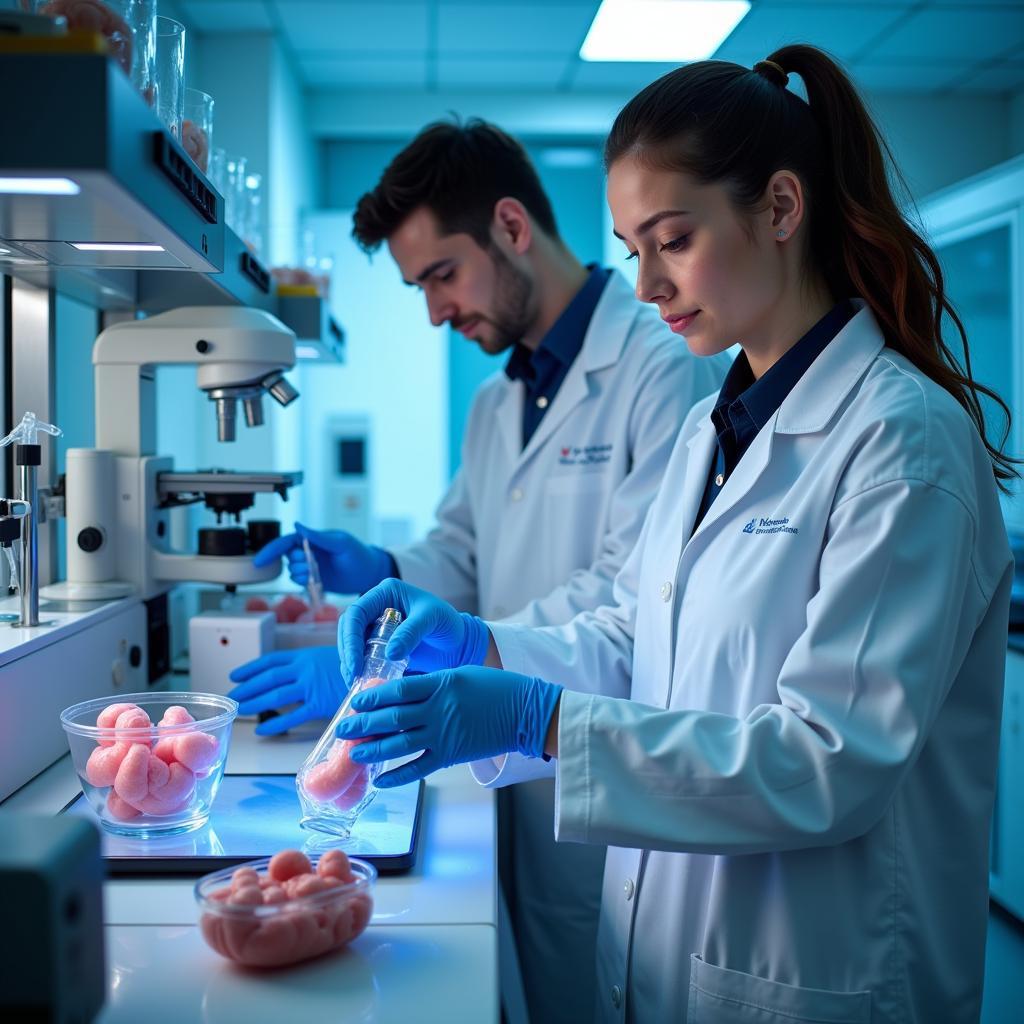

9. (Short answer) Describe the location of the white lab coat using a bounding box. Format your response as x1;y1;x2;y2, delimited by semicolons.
489;302;1012;1023
393;269;730;1023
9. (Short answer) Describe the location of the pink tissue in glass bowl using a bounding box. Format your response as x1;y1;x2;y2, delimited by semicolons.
60;691;237;839
194;849;376;968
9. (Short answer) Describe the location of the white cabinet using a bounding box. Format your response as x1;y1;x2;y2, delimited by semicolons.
992;650;1024;918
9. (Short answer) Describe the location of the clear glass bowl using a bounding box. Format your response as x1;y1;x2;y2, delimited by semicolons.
60;691;237;838
194;855;376;967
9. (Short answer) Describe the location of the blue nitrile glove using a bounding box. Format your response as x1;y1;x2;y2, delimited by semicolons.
228;646;348;736
335;666;563;788
253;522;395;595
339;578;490;685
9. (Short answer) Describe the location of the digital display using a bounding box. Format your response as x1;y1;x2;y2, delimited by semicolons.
338;438;366;476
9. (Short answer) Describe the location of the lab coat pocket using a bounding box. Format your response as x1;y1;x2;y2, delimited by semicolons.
687;955;871;1023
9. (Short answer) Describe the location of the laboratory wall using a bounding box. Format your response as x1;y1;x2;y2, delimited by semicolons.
51;294;98;580
1012;93;1024;159
299;210;448;546
869;94;1016;199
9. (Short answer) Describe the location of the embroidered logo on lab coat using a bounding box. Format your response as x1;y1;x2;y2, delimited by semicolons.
558;444;613;467
743;516;798;535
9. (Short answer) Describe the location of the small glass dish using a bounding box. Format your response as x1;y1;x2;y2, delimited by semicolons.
60;691;237;838
194;854;376;968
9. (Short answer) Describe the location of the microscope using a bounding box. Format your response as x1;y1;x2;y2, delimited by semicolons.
44;306;303;603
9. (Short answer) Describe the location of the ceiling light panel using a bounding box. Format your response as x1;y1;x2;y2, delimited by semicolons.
581;0;751;62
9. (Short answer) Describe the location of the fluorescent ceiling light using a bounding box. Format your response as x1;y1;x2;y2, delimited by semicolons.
70;242;165;252
0;177;81;195
539;147;599;169
581;0;750;62
295;345;322;359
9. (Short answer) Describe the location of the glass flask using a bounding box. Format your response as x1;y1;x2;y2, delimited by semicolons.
297;608;407;839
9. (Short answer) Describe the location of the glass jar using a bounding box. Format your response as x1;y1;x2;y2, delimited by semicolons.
297;608;408;839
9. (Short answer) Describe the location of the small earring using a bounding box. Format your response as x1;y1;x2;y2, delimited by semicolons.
776;229;787;238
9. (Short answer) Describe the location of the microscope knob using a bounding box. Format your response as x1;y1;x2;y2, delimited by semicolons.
77;527;104;553
247;519;281;553
198;527;246;557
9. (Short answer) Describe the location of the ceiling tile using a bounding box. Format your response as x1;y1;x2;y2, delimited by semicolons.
437;56;570;89
298;54;428;89
766;0;915;5
951;63;1024;95
713;3;907;63
869;7;1024;61
275;1;430;54
179;1;274;33
929;0;1024;7
568;59;680;93
438;3;596;55
849;60;972;93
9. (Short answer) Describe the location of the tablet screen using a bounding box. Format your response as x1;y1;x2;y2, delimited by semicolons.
61;773;423;875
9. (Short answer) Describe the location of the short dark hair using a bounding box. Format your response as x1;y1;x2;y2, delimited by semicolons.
352;118;559;254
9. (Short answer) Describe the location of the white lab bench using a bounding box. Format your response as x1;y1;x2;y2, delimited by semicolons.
2;715;501;1023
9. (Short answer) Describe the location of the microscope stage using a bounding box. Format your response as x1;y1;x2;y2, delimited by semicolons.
158;470;303;499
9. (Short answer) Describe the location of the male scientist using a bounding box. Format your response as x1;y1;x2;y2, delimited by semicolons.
230;118;728;1023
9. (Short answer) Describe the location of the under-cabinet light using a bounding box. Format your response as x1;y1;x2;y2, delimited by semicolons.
0;177;81;195
70;242;166;252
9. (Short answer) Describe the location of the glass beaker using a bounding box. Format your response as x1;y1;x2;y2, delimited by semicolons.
297;609;408;840
243;171;264;256
223;154;248;236
182;88;214;173
154;15;185;138
208;146;227;196
23;0;156;101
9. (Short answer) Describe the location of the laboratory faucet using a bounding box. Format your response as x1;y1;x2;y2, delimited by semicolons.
1;412;62;627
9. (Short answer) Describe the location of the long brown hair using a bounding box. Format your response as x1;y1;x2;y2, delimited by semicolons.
605;44;1018;489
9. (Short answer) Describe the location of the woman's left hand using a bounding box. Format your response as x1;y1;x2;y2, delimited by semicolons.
336;666;563;788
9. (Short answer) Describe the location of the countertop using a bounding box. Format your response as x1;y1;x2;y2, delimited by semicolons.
2;713;500;1023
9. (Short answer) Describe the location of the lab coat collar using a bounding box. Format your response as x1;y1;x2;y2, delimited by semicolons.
500;269;639;469
775;299;883;435
575;269;639;373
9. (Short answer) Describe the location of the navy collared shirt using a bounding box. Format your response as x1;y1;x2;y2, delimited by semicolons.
505;265;611;449
693;300;855;532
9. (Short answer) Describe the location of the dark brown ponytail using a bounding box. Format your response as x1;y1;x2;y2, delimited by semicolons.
605;43;1018;489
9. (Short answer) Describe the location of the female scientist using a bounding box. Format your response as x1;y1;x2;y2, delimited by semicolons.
335;45;1015;1023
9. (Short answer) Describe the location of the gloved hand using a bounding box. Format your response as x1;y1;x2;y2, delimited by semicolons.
228;646;348;736
253;522;395;596
339;578;490;684
335;666;563;787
